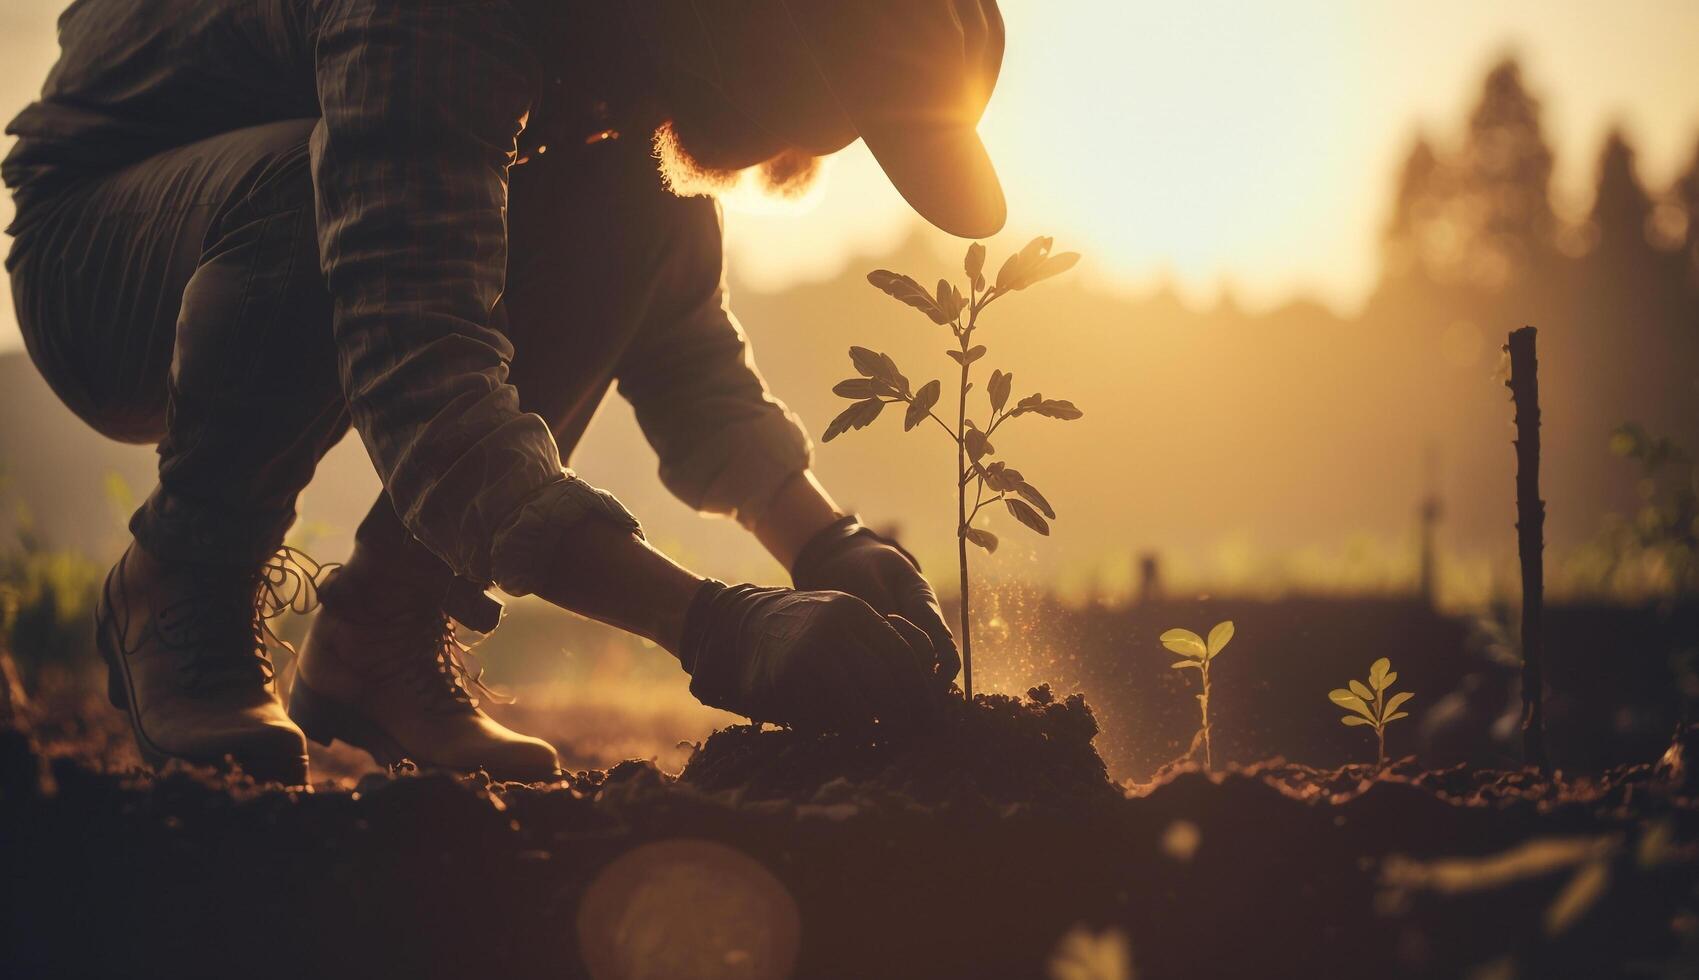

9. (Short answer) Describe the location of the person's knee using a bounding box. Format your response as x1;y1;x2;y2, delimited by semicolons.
178;125;336;395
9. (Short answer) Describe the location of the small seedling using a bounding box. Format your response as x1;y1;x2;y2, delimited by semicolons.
827;237;1083;699
1160;621;1234;769
1329;657;1412;767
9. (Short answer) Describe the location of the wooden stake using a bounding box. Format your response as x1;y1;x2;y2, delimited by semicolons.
1505;326;1548;772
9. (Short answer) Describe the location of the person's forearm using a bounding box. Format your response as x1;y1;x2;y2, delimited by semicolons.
752;470;846;569
527;519;705;657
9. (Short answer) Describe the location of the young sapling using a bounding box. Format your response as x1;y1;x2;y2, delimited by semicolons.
1160;621;1234;769
1329;657;1412;767
825;237;1083;699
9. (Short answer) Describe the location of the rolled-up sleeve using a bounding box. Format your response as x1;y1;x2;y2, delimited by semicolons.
615;199;813;528
311;0;636;590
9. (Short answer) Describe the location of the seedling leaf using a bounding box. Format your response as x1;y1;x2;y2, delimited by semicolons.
1006;498;1051;535
1384;691;1414;715
989;370;1012;414
964;242;986;281
1014;481;1055;519
866;270;951;324
963;527;998;553
964;428;994;460
1161;629;1208;659
833;378;880;399
1342;716;1374;727
847;346;908;396
1171;660;1201;670
1033;399;1084;420
1348;679;1374;702
1369;657;1391;688
1027;251;1081;287
994;236;1079;293
1384;711;1409;722
822;399;884;442
1207;621;1235;658
905;380;941;431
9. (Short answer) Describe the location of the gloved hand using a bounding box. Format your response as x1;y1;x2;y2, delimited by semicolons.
680;580;940;730
790;517;960;688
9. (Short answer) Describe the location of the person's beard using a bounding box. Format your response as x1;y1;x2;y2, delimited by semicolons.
653;122;823;200
651;85;825;200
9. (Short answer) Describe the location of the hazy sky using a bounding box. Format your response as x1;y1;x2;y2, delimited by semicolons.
3;0;1699;353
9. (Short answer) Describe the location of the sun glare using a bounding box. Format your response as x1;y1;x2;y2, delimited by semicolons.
721;0;1699;312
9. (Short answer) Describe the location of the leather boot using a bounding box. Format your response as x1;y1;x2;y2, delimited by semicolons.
95;542;311;784
288;550;560;783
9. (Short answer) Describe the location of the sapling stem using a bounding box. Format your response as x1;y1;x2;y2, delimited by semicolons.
956;328;974;700
1199;662;1214;769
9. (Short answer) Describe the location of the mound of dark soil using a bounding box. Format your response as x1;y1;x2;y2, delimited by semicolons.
680;684;1115;808
7;687;1699;979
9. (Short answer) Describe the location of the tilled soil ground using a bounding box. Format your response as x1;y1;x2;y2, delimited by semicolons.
5;684;1699;979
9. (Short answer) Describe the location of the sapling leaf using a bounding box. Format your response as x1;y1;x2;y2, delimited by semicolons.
1006;498;1051;535
964;428;994;460
963;527;998;552
1328;690;1376;720
866;270;951;324
964;241;985;281
1015;481;1055;519
934;279;967;321
849;346;884;378
993;240;1037;293
1034;399;1085;420
989;370;1012;414
983;462;1022;492
1026;251;1082;288
996;236;1058;292
847;346;909;396
833;378;880;399
905;380;941;431
822;399;884;442
1342;716;1374;727
1207;621;1235;658
1161;629;1208;659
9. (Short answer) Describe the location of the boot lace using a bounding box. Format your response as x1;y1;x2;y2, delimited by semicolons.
349;600;511;716
157;547;336;694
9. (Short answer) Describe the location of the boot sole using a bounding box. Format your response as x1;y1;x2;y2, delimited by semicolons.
288;679;416;770
96;568;308;785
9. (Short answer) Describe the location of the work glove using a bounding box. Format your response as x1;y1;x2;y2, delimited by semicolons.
680;580;940;731
790;517;960;689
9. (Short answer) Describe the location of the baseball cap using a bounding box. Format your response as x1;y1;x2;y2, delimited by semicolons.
650;0;1008;239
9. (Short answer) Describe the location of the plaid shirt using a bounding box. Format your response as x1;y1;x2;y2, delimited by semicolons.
4;0;812;593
